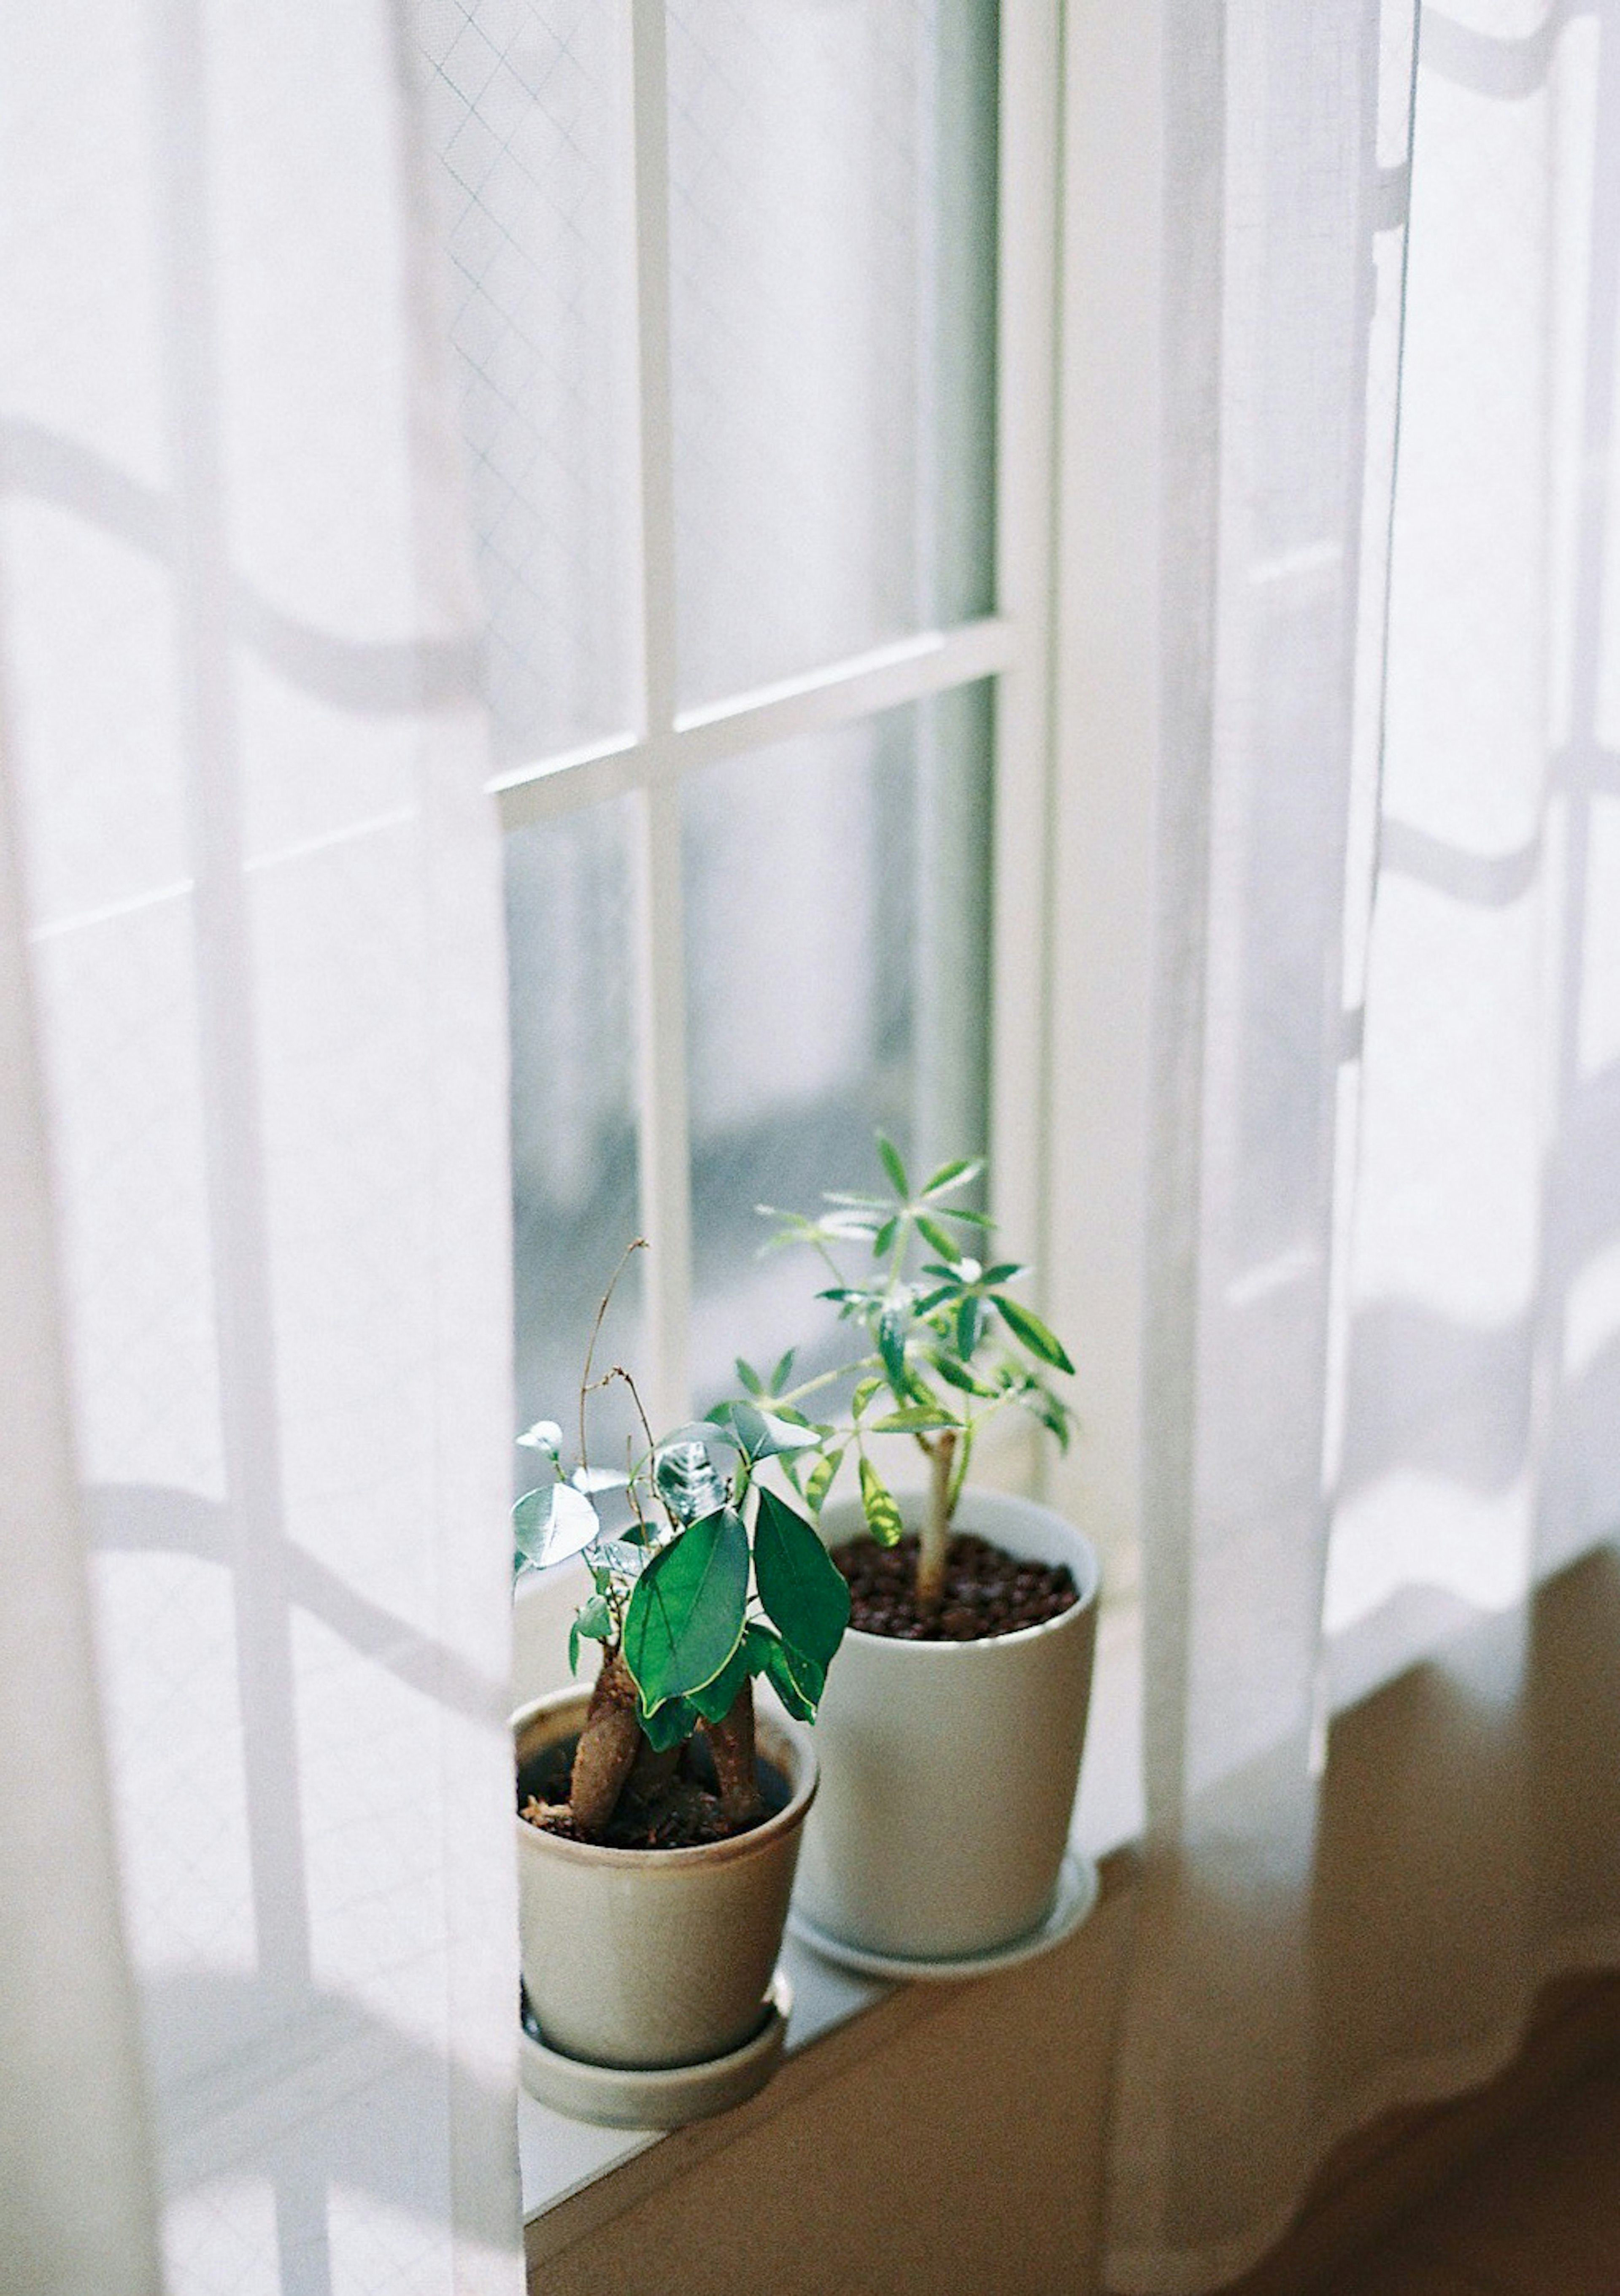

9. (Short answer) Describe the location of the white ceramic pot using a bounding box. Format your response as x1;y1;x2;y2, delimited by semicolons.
791;1488;1100;1962
513;1687;816;2072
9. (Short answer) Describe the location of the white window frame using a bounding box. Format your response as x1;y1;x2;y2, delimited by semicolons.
490;0;1070;1447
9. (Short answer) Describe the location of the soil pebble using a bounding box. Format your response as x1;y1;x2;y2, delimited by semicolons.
833;1531;1079;1642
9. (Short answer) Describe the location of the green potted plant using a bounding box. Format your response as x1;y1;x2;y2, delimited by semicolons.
759;1141;1101;1973
510;1249;850;2125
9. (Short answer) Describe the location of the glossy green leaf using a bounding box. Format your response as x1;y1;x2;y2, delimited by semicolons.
513;1481;600;1570
758;1630;826;1722
571;1465;630;1494
688;1635;754;1725
993;1294;1076;1373
956;1294;983;1359
638;1694;699;1752
754;1487;850;1668
875;1133;909;1199
623;1507;749;1710
979;1261;1028;1287
932;1351;999;1400
859;1457;905;1548
724;1399;821;1460
567;1591;613;1676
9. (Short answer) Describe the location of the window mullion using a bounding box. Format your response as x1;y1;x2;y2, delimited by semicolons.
627;0;691;1427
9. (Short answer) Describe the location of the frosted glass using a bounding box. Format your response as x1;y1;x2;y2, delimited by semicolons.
421;0;638;764
506;800;645;1472
667;0;999;707
683;684;992;1409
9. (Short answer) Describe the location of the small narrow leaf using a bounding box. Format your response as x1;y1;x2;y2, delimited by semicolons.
932;1352;999;1400
871;1405;959;1434
942;1205;995;1229
858;1457;905;1548
754;1487;851;1668
993;1294;1076;1373
850;1377;884;1418
875;1133;909;1199
623;1508;749;1709
770;1347;797;1395
920;1156;984;1199
914;1213;961;1262
735;1356;764;1396
805;1444;845;1515
956;1294;983;1359
979;1261;1028;1286
877;1307;908;1393
873;1215;899;1258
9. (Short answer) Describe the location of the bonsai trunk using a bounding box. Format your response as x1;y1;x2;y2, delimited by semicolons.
569;1649;643;1833
703;1679;764;1827
915;1430;956;1612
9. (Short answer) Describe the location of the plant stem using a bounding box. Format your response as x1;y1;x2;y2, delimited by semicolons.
578;1238;647;1474
915;1429;956;1611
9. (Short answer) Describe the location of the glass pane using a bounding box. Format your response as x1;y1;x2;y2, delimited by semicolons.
507;800;646;1478
667;0;999;709
421;1;639;765
684;684;993;1409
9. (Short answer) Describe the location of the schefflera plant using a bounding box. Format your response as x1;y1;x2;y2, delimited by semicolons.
763;1138;1077;1613
514;1392;851;1843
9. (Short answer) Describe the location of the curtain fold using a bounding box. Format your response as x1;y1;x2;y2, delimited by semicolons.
1110;3;1620;2287
0;4;522;2290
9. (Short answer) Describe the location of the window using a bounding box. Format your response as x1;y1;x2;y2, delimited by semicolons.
420;0;1066;1489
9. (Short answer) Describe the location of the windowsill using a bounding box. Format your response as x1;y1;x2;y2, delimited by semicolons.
514;1575;1145;2225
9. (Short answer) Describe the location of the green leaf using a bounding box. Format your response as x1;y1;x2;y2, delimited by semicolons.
921;1156;984;1199
805;1444;845;1515
571;1465;630;1494
567;1590;612;1675
623;1507;749;1710
770;1347;796;1396
871;1405;958;1434
873;1215;899;1258
638;1694;699;1753
850;1376;884;1418
726;1399;821;1460
859;1457;905;1548
913;1213;961;1263
932;1351;999;1400
956;1294;983;1359
735;1356;764;1396
688;1634;754;1725
513;1482;600;1570
758;1631;826;1722
754;1487;850;1668
979;1261;1028;1287
875;1132;910;1200
942;1205;995;1229
822;1191;890;1210
993;1294;1076;1373
878;1307;908;1392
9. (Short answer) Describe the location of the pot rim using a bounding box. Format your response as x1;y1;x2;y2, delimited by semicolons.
513;1684;818;1871
821;1486;1101;1655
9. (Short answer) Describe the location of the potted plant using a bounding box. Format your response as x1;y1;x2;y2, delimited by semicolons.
757;1140;1101;1972
511;1248;850;2125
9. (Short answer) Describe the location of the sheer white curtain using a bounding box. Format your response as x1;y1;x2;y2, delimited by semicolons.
0;6;521;2293
1110;2;1620;2287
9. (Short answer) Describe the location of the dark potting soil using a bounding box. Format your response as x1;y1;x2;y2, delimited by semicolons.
833;1530;1078;1641
518;1736;786;1852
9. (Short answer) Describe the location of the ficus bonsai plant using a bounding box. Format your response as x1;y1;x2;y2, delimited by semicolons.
760;1136;1077;1617
513;1246;850;1851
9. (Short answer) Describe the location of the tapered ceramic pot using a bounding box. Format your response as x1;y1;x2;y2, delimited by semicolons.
513;1686;816;2074
791;1489;1099;1963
